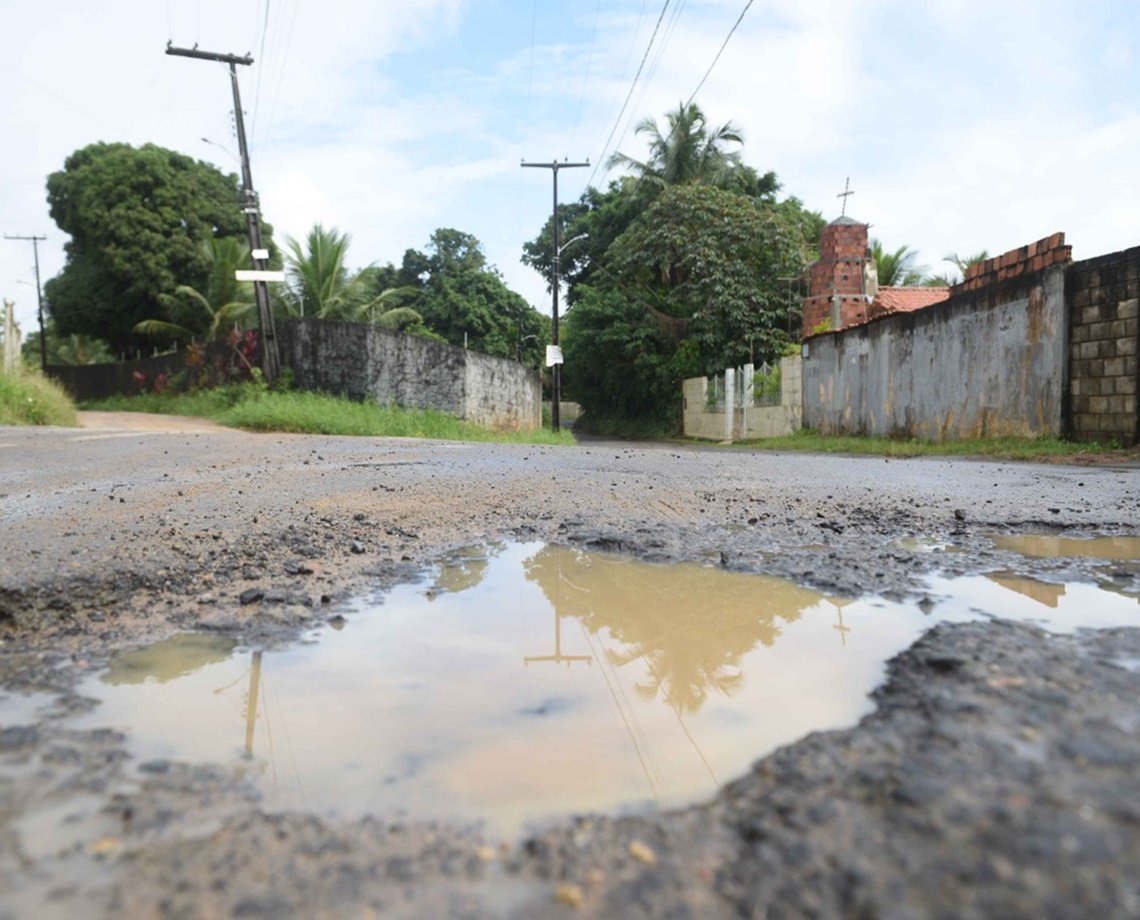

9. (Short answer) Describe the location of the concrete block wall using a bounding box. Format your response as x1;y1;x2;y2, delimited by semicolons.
683;356;803;441
1066;246;1140;445
279;319;541;431
803;266;1068;440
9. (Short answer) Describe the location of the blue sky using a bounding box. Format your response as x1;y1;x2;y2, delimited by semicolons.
2;0;1137;340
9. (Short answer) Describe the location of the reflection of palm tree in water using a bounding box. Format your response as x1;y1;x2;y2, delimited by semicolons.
523;546;822;715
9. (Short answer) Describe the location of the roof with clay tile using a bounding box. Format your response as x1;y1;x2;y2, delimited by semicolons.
872;286;950;315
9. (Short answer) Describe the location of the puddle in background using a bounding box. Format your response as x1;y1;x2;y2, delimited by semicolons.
63;543;1140;836
894;537;963;554
992;534;1140;561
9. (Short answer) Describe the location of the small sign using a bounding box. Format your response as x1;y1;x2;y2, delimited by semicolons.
235;270;286;282
251;248;270;260
545;345;564;367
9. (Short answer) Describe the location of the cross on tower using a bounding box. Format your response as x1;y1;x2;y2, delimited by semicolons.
837;176;855;216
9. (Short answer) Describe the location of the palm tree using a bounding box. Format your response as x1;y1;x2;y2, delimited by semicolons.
608;102;746;192
942;249;989;284
282;224;357;319
871;239;927;287
134;236;255;342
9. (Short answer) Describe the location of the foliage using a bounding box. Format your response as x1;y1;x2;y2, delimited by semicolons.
44;142;257;351
753;364;781;402
281;224;359;319
0;365;78;426
722;429;1121;460
393;229;550;366
85;386;574;445
608;102;778;201
561;185;805;432
871;239;927;286
22;326;115;366
134;236;256;342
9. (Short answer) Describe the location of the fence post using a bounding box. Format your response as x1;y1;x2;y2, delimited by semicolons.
723;367;735;443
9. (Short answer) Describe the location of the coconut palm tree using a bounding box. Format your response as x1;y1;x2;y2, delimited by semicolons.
134;236;255;341
871;239;927;287
608;102;747;192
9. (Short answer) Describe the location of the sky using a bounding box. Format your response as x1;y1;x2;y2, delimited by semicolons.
2;0;1137;339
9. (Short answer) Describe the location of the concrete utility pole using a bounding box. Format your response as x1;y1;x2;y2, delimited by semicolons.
521;159;589;431
4;234;47;371
165;43;280;382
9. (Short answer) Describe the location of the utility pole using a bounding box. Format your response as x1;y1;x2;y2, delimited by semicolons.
4;234;47;371
165;43;280;382
521;158;589;431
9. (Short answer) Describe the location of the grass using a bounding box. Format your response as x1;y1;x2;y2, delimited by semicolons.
723;428;1124;460
85;385;575;445
0;365;78;426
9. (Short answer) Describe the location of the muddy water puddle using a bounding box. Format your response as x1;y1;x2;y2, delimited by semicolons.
23;543;1140;837
992;534;1140;561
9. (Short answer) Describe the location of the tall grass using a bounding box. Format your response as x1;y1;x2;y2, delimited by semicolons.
85;386;575;445
0;366;78;426
730;428;1120;460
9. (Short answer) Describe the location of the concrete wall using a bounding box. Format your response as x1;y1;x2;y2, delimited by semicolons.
279;319;541;431
803;266;1068;440
1066;246;1140;446
683;356;803;441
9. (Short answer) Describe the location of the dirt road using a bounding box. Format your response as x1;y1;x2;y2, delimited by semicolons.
1;414;1138;917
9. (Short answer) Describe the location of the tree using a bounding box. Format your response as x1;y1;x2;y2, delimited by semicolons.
608;102;776;197
563;185;806;429
931;249;990;286
397;229;550;367
44;142;252;351
281;224;357;319
133;237;255;342
22;327;114;366
871;239;927;286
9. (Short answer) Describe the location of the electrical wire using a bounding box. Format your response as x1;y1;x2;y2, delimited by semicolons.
568;0;602;153
250;0;272;143
586;0;672;189
684;0;754;109
521;0;537;158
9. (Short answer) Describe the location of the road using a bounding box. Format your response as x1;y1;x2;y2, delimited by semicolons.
1;414;1138;918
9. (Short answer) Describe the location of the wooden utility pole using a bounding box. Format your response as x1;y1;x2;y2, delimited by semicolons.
3;234;47;370
165;43;280;382
521;159;589;431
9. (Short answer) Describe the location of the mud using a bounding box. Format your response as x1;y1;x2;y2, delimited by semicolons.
1;413;1139;918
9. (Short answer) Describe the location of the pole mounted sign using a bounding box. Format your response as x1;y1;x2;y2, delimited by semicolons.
235;270;286;283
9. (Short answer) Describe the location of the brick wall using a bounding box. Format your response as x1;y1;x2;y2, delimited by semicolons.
953;232;1072;294
802;219;873;335
1066;246;1140;445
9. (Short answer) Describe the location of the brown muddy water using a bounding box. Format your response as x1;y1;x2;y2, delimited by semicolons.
16;541;1140;839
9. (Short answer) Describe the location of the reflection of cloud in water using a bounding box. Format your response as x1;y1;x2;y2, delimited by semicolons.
524;546;824;715
102;634;237;685
433;544;507;596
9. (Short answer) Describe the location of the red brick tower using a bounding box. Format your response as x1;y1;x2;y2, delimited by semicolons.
802;216;875;336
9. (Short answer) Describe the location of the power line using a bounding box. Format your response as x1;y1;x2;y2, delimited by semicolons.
586;0;672;189
569;0;602;151
683;0;754;109
250;0;272;142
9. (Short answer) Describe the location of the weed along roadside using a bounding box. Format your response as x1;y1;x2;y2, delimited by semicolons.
1;425;1139;917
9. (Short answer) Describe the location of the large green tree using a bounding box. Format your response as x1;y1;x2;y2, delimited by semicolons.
44;142;251;351
563;185;806;430
395;229;549;367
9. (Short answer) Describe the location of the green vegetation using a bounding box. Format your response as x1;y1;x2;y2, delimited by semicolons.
723;429;1120;460
45;142;259;351
0;366;78;426
85;386;573;445
524;102;823;435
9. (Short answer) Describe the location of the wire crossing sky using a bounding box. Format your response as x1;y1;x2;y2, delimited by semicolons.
2;0;1138;336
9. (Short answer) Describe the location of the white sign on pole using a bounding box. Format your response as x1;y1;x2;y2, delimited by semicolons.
545;345;564;367
251;248;270;260
235;269;286;282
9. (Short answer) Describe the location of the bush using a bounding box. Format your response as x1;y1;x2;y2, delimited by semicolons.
0;366;79;426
